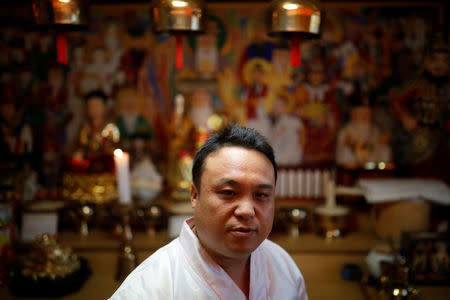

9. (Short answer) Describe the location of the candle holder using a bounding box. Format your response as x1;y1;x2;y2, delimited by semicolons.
114;203;138;282
287;207;308;237
143;204;165;237
78;202;95;236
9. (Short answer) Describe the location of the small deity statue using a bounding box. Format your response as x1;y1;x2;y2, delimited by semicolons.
0;85;33;158
336;85;392;167
294;61;340;164
69;90;119;173
391;34;449;182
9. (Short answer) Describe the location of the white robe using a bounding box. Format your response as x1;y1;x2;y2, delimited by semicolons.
110;218;308;300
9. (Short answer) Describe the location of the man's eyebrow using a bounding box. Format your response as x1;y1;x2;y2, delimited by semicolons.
216;179;239;186
215;179;273;190
257;183;274;190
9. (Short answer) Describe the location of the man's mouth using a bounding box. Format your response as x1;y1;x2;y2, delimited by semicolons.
230;226;256;237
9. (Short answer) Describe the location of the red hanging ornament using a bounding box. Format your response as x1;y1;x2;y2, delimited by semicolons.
175;33;183;69
56;33;68;65
290;34;301;67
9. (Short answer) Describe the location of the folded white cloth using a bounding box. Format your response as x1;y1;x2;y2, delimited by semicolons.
357;178;450;205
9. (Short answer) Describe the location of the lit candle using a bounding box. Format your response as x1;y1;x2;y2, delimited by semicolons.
322;171;336;208
114;149;131;204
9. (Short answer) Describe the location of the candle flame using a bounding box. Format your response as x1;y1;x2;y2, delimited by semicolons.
114;149;123;157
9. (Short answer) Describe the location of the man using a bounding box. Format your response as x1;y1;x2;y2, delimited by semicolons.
110;124;308;299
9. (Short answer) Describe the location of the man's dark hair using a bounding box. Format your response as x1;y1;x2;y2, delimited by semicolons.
192;123;277;192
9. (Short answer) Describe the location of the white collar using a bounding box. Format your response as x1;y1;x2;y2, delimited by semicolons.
178;218;271;300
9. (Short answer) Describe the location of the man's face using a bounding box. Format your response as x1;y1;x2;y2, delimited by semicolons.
191;146;275;261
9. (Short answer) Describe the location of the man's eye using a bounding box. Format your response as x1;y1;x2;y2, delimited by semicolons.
219;190;236;197
255;193;270;201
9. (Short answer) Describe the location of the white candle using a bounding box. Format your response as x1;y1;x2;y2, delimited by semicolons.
313;169;321;198
279;169;287;198
297;170;304;197
288;169;296;198
305;169;312;198
114;149;131;204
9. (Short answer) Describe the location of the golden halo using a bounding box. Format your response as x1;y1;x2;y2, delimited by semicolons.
242;58;272;86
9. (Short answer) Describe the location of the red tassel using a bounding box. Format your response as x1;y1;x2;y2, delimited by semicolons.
290;35;301;67
56;34;68;65
176;33;183;69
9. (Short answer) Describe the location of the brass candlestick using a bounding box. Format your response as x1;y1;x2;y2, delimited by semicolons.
287;208;307;237
79;203;95;236
115;203;138;282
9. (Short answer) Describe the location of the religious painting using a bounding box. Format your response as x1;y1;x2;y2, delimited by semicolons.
402;232;450;285
0;1;446;189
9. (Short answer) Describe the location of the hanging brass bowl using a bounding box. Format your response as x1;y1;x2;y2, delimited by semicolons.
32;0;90;27
150;0;206;33
268;0;321;37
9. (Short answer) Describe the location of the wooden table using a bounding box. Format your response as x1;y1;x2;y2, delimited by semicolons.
1;230;449;300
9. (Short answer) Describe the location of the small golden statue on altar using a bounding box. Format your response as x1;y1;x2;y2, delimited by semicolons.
63;90;120;205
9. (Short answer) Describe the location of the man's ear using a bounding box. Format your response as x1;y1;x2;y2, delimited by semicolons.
190;183;198;208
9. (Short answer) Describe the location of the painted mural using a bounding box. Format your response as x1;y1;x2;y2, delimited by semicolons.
0;2;448;192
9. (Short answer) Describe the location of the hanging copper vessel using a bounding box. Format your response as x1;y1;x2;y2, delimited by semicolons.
32;0;90;65
150;0;206;33
32;0;89;27
268;0;321;66
150;0;206;69
269;0;321;36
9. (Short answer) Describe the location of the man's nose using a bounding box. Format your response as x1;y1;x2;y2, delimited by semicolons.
234;196;255;219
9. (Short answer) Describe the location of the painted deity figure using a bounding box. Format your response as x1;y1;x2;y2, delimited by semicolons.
247;90;304;166
115;88;153;153
84;46;121;96
391;35;449;182
168;88;226;201
294;61;340;164
241;60;269;120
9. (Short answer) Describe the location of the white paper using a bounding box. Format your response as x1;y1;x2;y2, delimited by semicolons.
358;178;450;205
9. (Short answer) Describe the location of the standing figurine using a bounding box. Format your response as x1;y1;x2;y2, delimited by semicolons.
294;61;340;164
336;84;392;167
0;85;32;157
391;35;449;182
69;90;119;173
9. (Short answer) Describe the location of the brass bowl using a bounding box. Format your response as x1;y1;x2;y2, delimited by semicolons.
314;205;349;239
